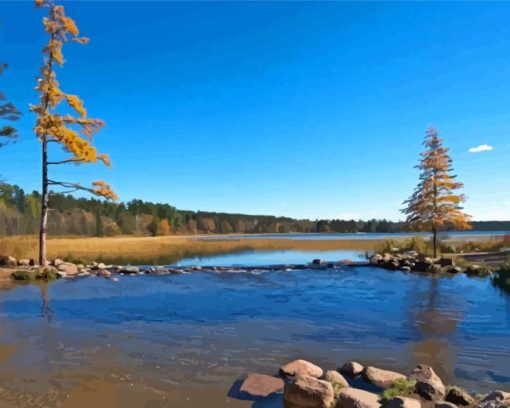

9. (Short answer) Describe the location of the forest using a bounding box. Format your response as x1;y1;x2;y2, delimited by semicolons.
0;183;506;237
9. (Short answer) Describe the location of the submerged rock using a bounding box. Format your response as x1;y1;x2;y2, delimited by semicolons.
284;375;335;408
475;391;510;408
239;373;283;399
340;361;364;377
364;366;406;389
280;359;323;378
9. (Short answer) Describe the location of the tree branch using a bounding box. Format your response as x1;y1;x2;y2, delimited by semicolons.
47;158;84;165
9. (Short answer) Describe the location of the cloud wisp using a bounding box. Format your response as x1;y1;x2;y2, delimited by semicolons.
468;144;493;153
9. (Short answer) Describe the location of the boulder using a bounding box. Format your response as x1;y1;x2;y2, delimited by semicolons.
97;269;112;278
400;266;412;272
283;375;334;408
280;359;323;378
336;387;380;408
438;258;454;267
119;266;140;275
0;255;17;267
57;262;79;275
413;260;433;273
52;258;64;267
369;254;383;265
238;373;284;399
475;391;510;408
364;366;406;389
387;397;421;408
445;387;474;406
312;259;323;265
324;370;349;392
17;259;31;267
410;365;445;401
435;403;458;408
340;362;364;377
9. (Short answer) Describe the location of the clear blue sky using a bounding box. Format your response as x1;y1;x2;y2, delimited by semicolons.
1;1;509;221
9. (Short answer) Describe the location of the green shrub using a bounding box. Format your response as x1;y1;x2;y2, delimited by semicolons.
10;270;33;281
380;378;417;404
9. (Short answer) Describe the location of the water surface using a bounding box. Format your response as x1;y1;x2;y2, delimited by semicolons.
0;252;509;407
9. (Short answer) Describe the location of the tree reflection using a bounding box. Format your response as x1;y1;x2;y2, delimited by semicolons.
39;283;53;323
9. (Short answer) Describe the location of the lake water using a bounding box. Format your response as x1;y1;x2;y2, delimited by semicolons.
0;250;509;407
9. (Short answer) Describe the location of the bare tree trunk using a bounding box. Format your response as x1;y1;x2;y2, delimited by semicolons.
39;138;48;266
432;226;437;258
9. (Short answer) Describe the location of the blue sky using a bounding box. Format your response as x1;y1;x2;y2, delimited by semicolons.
1;1;509;221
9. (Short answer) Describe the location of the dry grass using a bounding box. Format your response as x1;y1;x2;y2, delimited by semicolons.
0;235;383;265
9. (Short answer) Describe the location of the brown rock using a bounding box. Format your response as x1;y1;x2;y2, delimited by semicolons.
324;370;349;391
336;387;381;408
387;397;421;408
445;387;474;406
410;365;445;401
280;359;323;378
364;366;407;389
340;362;364;377
57;262;79;275
239;373;283;399
0;256;16;267
284;375;335;408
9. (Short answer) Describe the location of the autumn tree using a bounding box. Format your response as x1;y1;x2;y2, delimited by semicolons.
402;127;471;257
0;63;21;147
33;0;117;265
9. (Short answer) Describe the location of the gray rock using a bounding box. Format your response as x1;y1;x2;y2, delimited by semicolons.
370;254;383;265
445;387;474;406
400;266;412;272
17;259;31;267
239;373;284;399
387;396;421;408
284;375;334;408
280;359;323;378
336;387;381;408
364;366;407;389
119;266;140;275
340;361;364;377
410;365;445;401
52;258;64;267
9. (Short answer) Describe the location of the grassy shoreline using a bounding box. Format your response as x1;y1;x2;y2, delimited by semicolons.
0;235;383;265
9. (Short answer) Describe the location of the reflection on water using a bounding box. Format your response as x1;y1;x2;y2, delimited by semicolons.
0;265;509;407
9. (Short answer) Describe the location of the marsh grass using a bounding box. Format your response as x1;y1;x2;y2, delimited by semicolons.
0;235;383;265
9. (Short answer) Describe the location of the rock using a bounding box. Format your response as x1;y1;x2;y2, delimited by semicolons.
400;266;412;272
387;397;421;408
445;387;474;406
17;259;31;267
364;366;407;389
435;403;457;408
413;260;433;273
238;373;284;399
370;254;383;265
312;259;323;265
97;269;111;278
0;255;17;267
410;365;445;401
57;262;79;275
438;258;454;267
475;391;510;408
340;362;364;377
11;270;33;281
280;359;323;378
324;370;349;392
52;258;64;267
336;387;381;408
447;266;463;274
283;375;335;408
119;266;140;275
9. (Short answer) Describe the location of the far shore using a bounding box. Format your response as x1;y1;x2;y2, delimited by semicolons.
0;232;505;266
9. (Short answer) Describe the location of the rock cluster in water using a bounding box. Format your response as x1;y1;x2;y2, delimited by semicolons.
368;252;490;276
233;359;510;408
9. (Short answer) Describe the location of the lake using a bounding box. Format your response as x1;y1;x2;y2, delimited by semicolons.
0;249;509;407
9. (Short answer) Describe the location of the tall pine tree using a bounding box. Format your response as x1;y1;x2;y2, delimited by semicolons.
402;127;471;257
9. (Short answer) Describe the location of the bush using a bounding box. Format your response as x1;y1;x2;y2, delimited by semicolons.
379;237;429;256
380;378;417;404
10;270;33;281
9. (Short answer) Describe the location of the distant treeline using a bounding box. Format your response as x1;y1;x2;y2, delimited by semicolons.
0;183;508;236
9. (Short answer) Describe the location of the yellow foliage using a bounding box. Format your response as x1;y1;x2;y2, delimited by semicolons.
34;0;116;202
